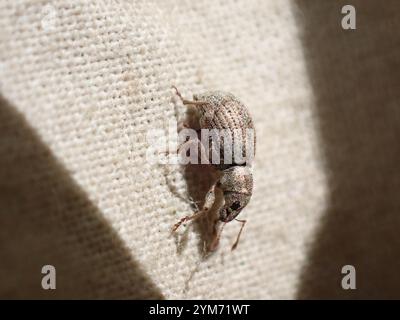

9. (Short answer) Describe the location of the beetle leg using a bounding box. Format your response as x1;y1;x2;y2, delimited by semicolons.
171;210;204;233
231;219;247;250
172;183;217;232
172;86;207;106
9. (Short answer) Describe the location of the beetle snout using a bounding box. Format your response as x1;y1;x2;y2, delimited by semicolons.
219;209;231;222
219;205;240;222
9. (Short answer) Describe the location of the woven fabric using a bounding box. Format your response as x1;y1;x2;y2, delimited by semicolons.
1;0;400;299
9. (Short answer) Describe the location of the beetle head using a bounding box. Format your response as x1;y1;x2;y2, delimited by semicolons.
218;166;253;222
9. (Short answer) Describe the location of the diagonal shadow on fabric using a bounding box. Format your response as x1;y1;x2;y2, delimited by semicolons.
293;0;400;299
0;95;163;299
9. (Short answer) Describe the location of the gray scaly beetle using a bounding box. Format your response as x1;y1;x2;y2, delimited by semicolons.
171;86;256;251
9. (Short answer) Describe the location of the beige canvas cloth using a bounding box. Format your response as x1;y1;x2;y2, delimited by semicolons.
1;0;400;299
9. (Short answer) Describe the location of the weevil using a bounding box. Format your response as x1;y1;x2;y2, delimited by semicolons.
171;86;256;251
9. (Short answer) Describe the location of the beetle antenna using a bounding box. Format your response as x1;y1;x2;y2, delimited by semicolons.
231;219;247;251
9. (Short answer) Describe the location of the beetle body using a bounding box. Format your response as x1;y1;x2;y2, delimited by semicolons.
172;87;256;251
194;91;256;170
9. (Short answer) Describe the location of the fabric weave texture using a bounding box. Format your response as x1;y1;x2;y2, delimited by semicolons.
1;0;400;299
